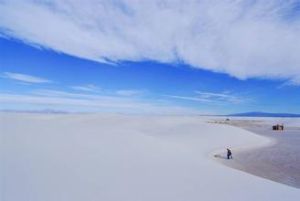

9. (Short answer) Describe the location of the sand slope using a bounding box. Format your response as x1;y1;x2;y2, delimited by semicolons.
1;113;299;201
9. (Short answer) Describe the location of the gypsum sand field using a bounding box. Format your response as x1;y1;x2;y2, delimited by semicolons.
1;113;300;201
213;118;300;189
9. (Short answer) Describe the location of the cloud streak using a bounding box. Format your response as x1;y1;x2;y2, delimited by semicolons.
0;90;200;114
115;90;143;96
71;84;100;92
2;72;52;84
168;91;246;104
195;91;244;104
1;1;300;82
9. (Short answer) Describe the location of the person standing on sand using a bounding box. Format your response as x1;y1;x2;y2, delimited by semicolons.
227;148;233;159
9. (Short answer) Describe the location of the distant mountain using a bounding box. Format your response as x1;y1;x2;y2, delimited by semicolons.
228;111;300;118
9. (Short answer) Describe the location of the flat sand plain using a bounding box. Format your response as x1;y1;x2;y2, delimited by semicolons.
2;113;300;201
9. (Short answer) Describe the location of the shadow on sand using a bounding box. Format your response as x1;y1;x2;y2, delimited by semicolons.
214;154;231;160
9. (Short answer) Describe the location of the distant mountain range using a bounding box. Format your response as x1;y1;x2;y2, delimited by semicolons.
228;112;300;117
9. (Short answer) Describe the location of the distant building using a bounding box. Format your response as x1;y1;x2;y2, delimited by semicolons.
272;124;284;131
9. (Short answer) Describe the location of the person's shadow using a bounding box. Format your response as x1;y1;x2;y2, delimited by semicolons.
214;154;228;159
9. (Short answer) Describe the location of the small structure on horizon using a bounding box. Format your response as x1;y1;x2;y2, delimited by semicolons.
272;124;284;131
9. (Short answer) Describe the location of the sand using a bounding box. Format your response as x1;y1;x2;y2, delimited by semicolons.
1;113;300;201
213;118;300;188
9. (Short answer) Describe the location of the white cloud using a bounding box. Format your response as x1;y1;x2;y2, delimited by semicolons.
115;90;143;96
2;72;51;84
195;91;244;104
282;76;300;86
166;95;214;103
168;91;245;104
1;1;300;82
0;90;200;114
71;84;99;92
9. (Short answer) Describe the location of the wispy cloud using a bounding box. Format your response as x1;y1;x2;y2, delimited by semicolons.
1;1;300;83
0;90;200;114
71;84;99;92
166;95;213;103
2;72;51;84
167;91;245;105
115;90;143;96
195;91;243;104
280;76;300;87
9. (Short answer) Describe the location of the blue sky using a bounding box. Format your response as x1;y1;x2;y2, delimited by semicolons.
1;1;300;114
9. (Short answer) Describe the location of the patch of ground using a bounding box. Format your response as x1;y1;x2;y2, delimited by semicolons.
214;119;300;188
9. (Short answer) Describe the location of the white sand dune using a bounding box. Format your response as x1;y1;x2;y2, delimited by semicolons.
1;113;299;201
